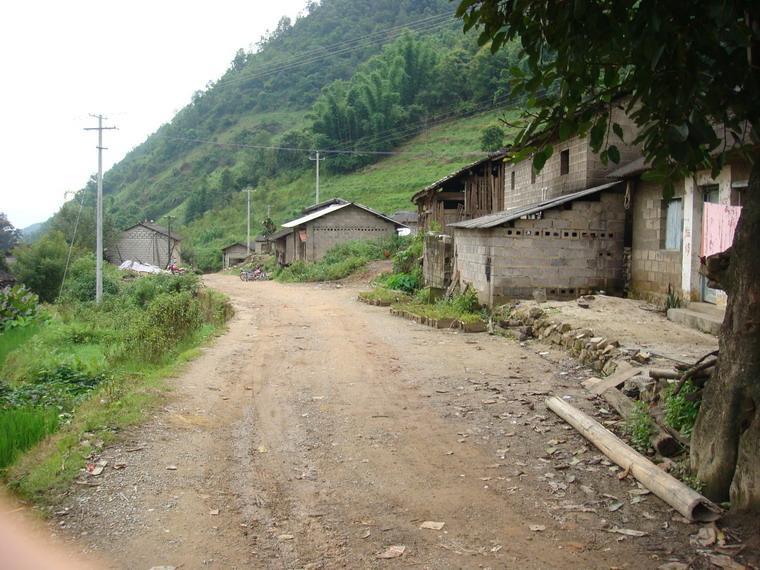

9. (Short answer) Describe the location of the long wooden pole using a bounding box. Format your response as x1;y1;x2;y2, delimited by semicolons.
545;396;721;522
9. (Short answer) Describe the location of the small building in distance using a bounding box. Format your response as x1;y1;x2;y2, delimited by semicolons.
107;221;182;269
253;235;273;255
272;198;407;265
390;211;419;234
221;242;250;269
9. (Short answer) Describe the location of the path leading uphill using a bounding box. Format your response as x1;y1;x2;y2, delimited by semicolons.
56;274;700;569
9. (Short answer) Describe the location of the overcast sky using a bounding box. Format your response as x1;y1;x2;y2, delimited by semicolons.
0;0;307;229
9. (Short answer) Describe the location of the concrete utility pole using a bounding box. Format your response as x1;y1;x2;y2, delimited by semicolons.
246;187;251;255
309;151;325;205
164;215;176;266
84;114;117;304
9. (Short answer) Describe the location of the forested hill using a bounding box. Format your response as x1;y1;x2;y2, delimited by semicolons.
53;0;523;270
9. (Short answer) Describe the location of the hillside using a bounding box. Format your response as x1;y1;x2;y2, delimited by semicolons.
49;0;523;271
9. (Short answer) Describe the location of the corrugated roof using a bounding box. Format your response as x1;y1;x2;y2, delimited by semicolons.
411;151;507;204
221;242;248;252
269;228;292;241
449;181;623;229
282;203;351;227
281;202;407;229
608;157;649;178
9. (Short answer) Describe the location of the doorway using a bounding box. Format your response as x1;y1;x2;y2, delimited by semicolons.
701;185;720;303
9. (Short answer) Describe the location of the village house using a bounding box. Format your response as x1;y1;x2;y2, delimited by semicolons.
107;221;182;269
610;156;748;334
416;105;643;303
272;198;407;266
254;235;272;254
221;242;250;269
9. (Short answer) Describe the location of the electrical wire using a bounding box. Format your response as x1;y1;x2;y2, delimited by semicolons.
207;14;456;92
57;190;87;300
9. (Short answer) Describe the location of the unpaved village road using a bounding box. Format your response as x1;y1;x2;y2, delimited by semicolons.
56;275;703;569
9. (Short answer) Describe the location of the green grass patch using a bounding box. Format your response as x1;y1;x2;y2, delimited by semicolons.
358;287;412;306
0;408;59;470
0;323;41;369
624;401;656;452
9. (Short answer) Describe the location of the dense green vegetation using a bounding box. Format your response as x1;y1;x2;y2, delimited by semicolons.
274;236;406;283
0;267;231;499
31;0;525;274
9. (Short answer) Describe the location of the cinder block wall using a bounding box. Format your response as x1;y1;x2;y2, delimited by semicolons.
109;226;181;268
629;180;684;302
306;206;397;262
454;191;626;305
505;106;642;212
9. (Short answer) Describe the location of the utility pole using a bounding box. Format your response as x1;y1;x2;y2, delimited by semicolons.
309;151;325;205
246;187;251;255
84;114;117;304
164;215;176;267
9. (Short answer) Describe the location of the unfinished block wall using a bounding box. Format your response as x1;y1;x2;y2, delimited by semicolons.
305;206;397;262
454;191;626;305
423;234;453;290
629;180;684;302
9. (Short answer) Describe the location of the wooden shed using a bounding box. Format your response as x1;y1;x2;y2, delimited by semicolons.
221;242;250;269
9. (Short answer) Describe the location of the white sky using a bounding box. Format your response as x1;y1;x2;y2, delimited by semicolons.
0;0;307;229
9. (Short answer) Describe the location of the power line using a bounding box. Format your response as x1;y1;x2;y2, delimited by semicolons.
208;15;455;92
58;190;88;301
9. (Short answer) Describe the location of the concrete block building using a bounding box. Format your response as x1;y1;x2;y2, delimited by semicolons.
450;183;627;305
613;158;748;307
107;222;182;269
272;199;406;265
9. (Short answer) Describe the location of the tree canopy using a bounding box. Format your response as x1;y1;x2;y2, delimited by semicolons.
456;0;759;184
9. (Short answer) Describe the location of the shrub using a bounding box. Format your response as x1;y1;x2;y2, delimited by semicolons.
61;254;120;302
1;365;109;411
392;233;422;274
664;381;701;437
624;401;656;452
0;285;40;331
126;291;202;362
124;273;200;308
11;231;72;302
197;289;234;325
0;408;59;469
382;271;422;294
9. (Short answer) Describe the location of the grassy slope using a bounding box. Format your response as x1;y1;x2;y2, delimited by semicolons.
180;108;518;266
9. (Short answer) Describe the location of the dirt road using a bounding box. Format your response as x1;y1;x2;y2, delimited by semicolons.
56;275;701;569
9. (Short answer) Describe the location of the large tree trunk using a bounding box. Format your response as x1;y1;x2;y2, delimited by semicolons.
691;152;760;511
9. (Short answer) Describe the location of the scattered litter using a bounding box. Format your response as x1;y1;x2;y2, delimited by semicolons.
257;446;268;454
491;545;503;553
606;527;648;537
208;509;219;516
377;545;406;559
278;534;295;541
113;462;127;470
86;459;108;476
608;501;624;512
707;554;746;570
420;521;445;530
125;447;144;453
617;464;631;480
529;524;546;532
360;529;371;539
166;465;177;471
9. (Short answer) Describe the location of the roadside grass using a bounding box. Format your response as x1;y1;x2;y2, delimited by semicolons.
0;272;233;504
5;323;223;503
0;324;42;370
0;408;59;470
275;237;407;283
